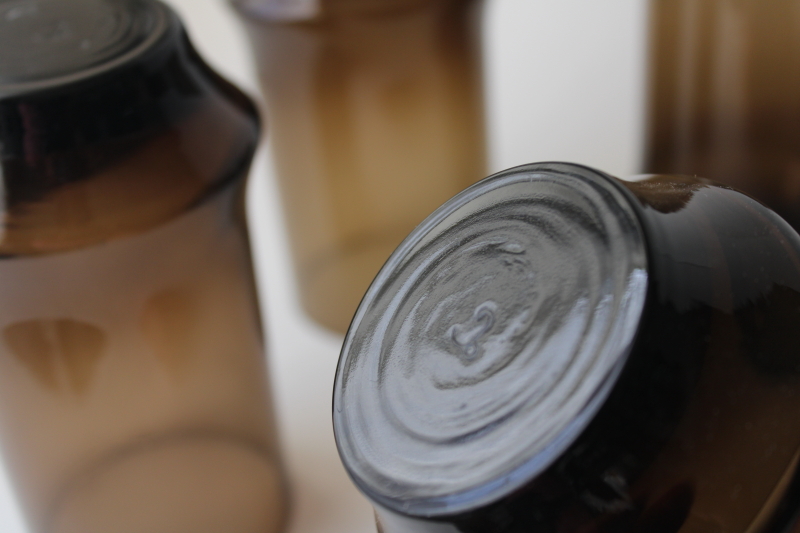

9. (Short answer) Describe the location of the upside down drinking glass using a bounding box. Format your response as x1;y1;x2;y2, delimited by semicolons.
334;162;800;533
232;0;487;332
0;1;287;531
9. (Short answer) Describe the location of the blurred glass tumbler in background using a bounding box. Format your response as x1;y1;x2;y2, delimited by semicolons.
644;0;800;231
334;162;800;533
0;1;287;531
232;0;487;333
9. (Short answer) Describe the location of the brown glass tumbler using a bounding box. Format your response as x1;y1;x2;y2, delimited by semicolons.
232;0;487;332
643;0;800;230
0;1;287;531
334;162;800;533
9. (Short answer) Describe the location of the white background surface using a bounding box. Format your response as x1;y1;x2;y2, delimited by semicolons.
0;1;648;531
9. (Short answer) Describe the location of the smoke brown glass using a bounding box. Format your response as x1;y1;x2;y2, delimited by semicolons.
643;0;800;230
333;163;800;533
232;0;487;332
0;1;287;531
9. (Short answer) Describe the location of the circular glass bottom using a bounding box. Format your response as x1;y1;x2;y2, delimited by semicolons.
334;163;649;515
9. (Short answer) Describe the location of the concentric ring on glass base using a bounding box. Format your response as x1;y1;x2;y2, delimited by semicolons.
333;162;649;516
0;0;169;96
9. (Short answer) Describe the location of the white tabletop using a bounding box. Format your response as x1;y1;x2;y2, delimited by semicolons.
0;1;648;531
